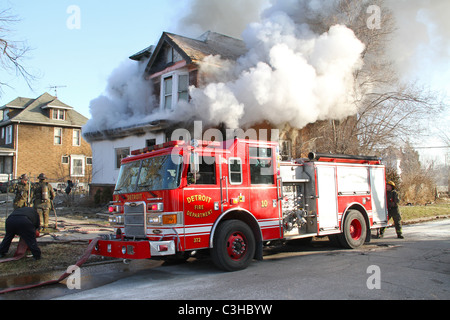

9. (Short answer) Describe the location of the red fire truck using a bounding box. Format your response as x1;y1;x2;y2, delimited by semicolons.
92;139;388;271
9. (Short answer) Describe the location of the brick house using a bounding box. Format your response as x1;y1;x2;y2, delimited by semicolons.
0;92;92;189
84;31;318;191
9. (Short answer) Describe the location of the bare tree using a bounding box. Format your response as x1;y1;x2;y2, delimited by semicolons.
302;0;446;155
0;8;34;95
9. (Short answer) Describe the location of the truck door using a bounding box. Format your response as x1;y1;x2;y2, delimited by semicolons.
248;146;281;240
183;155;221;250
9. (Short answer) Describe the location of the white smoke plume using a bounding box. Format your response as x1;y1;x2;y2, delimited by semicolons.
83;59;157;133
175;0;365;129
177;0;270;39
86;0;448;134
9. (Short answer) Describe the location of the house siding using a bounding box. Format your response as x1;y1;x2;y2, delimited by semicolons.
89;132;165;189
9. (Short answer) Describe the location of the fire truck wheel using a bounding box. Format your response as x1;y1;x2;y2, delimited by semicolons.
211;220;256;272
339;210;367;249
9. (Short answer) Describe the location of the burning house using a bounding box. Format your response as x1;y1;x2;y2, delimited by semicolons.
84;31;296;193
84;31;257;192
84;6;366;193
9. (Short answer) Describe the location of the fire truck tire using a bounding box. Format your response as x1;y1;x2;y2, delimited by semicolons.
211;220;256;272
339;210;367;249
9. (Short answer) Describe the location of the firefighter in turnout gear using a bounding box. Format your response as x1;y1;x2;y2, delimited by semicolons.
379;181;404;239
0;207;41;260
9;174;32;209
32;173;55;234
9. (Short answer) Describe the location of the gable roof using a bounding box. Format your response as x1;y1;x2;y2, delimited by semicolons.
1;92;88;128
145;31;247;74
4;97;34;110
129;45;155;61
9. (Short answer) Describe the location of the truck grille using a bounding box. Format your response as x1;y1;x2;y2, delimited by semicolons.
124;202;146;238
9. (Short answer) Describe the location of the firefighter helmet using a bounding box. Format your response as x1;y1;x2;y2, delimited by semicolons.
387;181;396;188
19;174;28;181
38;173;47;180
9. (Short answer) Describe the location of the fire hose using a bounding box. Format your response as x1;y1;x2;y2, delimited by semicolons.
0;237;99;295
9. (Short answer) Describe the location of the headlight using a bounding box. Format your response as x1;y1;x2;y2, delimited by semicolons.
147;212;182;226
147;215;162;224
109;215;124;224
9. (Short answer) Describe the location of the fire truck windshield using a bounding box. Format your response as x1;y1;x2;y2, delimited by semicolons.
115;155;183;194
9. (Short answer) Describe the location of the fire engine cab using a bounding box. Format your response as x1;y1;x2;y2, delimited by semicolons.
92;139;388;271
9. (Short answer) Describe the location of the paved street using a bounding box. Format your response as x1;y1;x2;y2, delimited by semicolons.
54;219;449;300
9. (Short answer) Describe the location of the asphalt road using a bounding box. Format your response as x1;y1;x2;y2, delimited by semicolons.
53;219;450;301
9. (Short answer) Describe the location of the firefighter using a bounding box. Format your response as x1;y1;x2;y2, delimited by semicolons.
0;207;41;260
32;173;55;234
9;174;32;209
379;181;404;239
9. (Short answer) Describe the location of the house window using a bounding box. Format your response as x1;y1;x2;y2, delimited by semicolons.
54;128;62;145
165;46;182;64
115;147;130;169
5;125;13;144
163;76;173;110
161;73;189;110
62;156;69;164
73;129;81;146
0;156;13;174
146;139;156;148
178;74;189;102
166;47;173;64
52;109;65;120
86;157;93;165
71;155;85;177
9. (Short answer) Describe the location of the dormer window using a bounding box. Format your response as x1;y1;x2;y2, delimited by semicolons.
52;109;65;120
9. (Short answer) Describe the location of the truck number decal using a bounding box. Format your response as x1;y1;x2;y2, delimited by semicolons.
261;200;268;208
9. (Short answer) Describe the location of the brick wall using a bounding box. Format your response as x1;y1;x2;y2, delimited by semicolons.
16;123;92;183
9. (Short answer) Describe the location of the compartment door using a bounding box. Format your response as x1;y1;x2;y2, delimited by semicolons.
370;167;388;224
316;166;338;230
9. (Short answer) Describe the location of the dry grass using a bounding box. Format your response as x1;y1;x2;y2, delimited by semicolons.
400;202;450;221
0;241;109;278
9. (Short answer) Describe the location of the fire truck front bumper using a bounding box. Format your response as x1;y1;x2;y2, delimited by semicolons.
91;239;176;259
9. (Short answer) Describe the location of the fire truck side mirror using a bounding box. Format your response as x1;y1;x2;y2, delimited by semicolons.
190;152;200;174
